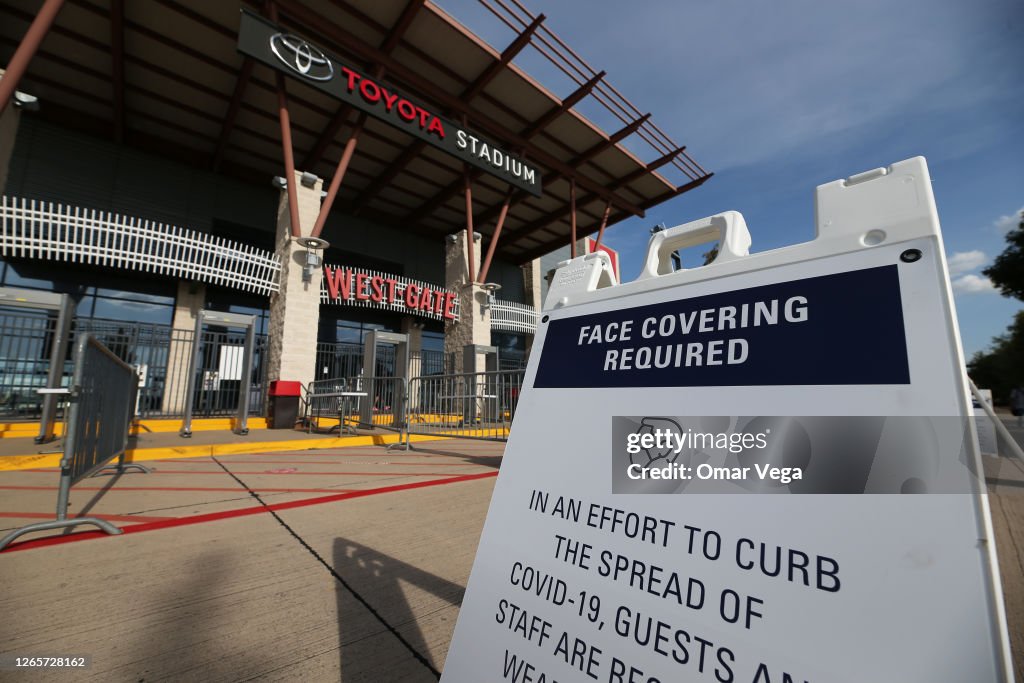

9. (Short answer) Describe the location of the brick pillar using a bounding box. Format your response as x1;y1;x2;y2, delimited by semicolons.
444;230;490;374
266;170;324;391
521;257;543;358
162;280;205;415
521;257;543;311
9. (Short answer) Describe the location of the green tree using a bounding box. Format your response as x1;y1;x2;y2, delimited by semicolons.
968;209;1024;403
983;211;1024;300
968;310;1024;403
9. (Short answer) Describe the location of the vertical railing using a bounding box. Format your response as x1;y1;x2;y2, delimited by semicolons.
0;334;149;552
0;311;60;419
0;196;282;295
406;370;524;442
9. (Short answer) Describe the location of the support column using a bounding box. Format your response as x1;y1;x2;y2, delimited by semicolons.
522;258;543;311
162;280;205;415
444;230;490;374
0;71;21;194
266;170;324;392
521;257;543;358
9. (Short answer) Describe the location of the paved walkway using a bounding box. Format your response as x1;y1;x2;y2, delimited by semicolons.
0;439;503;681
0;427;1022;681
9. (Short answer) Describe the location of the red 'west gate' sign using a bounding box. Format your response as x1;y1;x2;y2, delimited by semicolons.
322;266;459;321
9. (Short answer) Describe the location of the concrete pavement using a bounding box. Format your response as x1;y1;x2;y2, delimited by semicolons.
0;427;1022;680
0;439;502;681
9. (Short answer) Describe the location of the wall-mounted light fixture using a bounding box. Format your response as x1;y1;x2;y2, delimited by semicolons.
480;281;502;310
13;91;39;111
296;236;330;284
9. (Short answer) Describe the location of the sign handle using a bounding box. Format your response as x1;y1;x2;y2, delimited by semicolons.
638;210;752;279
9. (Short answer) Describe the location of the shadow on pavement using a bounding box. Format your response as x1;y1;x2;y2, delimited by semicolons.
123;548;275;681
334;537;465;681
398;446;503;471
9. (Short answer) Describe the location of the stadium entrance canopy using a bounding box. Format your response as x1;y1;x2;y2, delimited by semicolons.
1;0;711;273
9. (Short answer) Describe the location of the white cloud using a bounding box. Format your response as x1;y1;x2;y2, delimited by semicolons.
952;274;996;294
947;250;986;275
994;208;1023;234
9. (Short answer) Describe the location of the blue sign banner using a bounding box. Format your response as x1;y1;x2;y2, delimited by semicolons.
535;264;909;387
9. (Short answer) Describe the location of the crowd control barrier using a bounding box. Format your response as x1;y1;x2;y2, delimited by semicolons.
305;377;366;434
406;370;524;442
0;334;149;551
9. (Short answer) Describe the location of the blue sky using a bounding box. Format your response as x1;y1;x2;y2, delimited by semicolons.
438;0;1023;357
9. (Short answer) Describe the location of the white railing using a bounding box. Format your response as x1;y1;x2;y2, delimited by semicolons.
0;197;282;295
490;298;538;333
320;263;460;321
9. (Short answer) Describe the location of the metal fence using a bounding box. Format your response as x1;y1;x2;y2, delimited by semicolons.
181;326;267;422
0;308;59;418
0;308;516;427
0;334;149;551
406;370;525;442
313;343;444;380
0;312;270;421
0;196;282;296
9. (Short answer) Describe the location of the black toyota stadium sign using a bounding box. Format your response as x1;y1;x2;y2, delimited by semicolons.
238;10;543;196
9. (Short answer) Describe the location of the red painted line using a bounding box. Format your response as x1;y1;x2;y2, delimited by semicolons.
2;471;499;552
243;451;504;458
52;470;471;477
0;485;357;494
0;511;174;523
155;459;473;466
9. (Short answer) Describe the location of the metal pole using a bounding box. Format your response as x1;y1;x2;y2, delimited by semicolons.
236;322;255;435
0;0;65;116
477;189;512;284
265;2;302;239
464;165;476;282
54;470;72;522
36;293;72;444
277;75;302;238
179;311;204;437
570;178;577;258
312;114;365;238
360;332;378;428
593;200;612;250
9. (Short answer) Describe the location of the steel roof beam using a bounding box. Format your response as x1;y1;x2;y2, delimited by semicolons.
301;0;424;170
110;0;125;143
212;58;254;170
268;0;644;217
404;69;603;224
352;13;543;215
511;173;714;263
0;0;65;117
469;114;649;236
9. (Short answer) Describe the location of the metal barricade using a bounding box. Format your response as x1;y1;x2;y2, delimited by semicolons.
351;375;407;433
406;370;524;442
0;334;149;551
305;377;366;434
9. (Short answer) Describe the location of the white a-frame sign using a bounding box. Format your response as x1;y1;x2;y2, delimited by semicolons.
442;157;1014;682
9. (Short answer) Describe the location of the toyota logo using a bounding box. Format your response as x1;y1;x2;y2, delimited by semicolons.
270;33;334;82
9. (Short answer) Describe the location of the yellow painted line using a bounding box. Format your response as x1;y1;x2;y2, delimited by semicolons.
132;417;270;433
0;417;271;439
0;433;452;472
0;423;64;438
